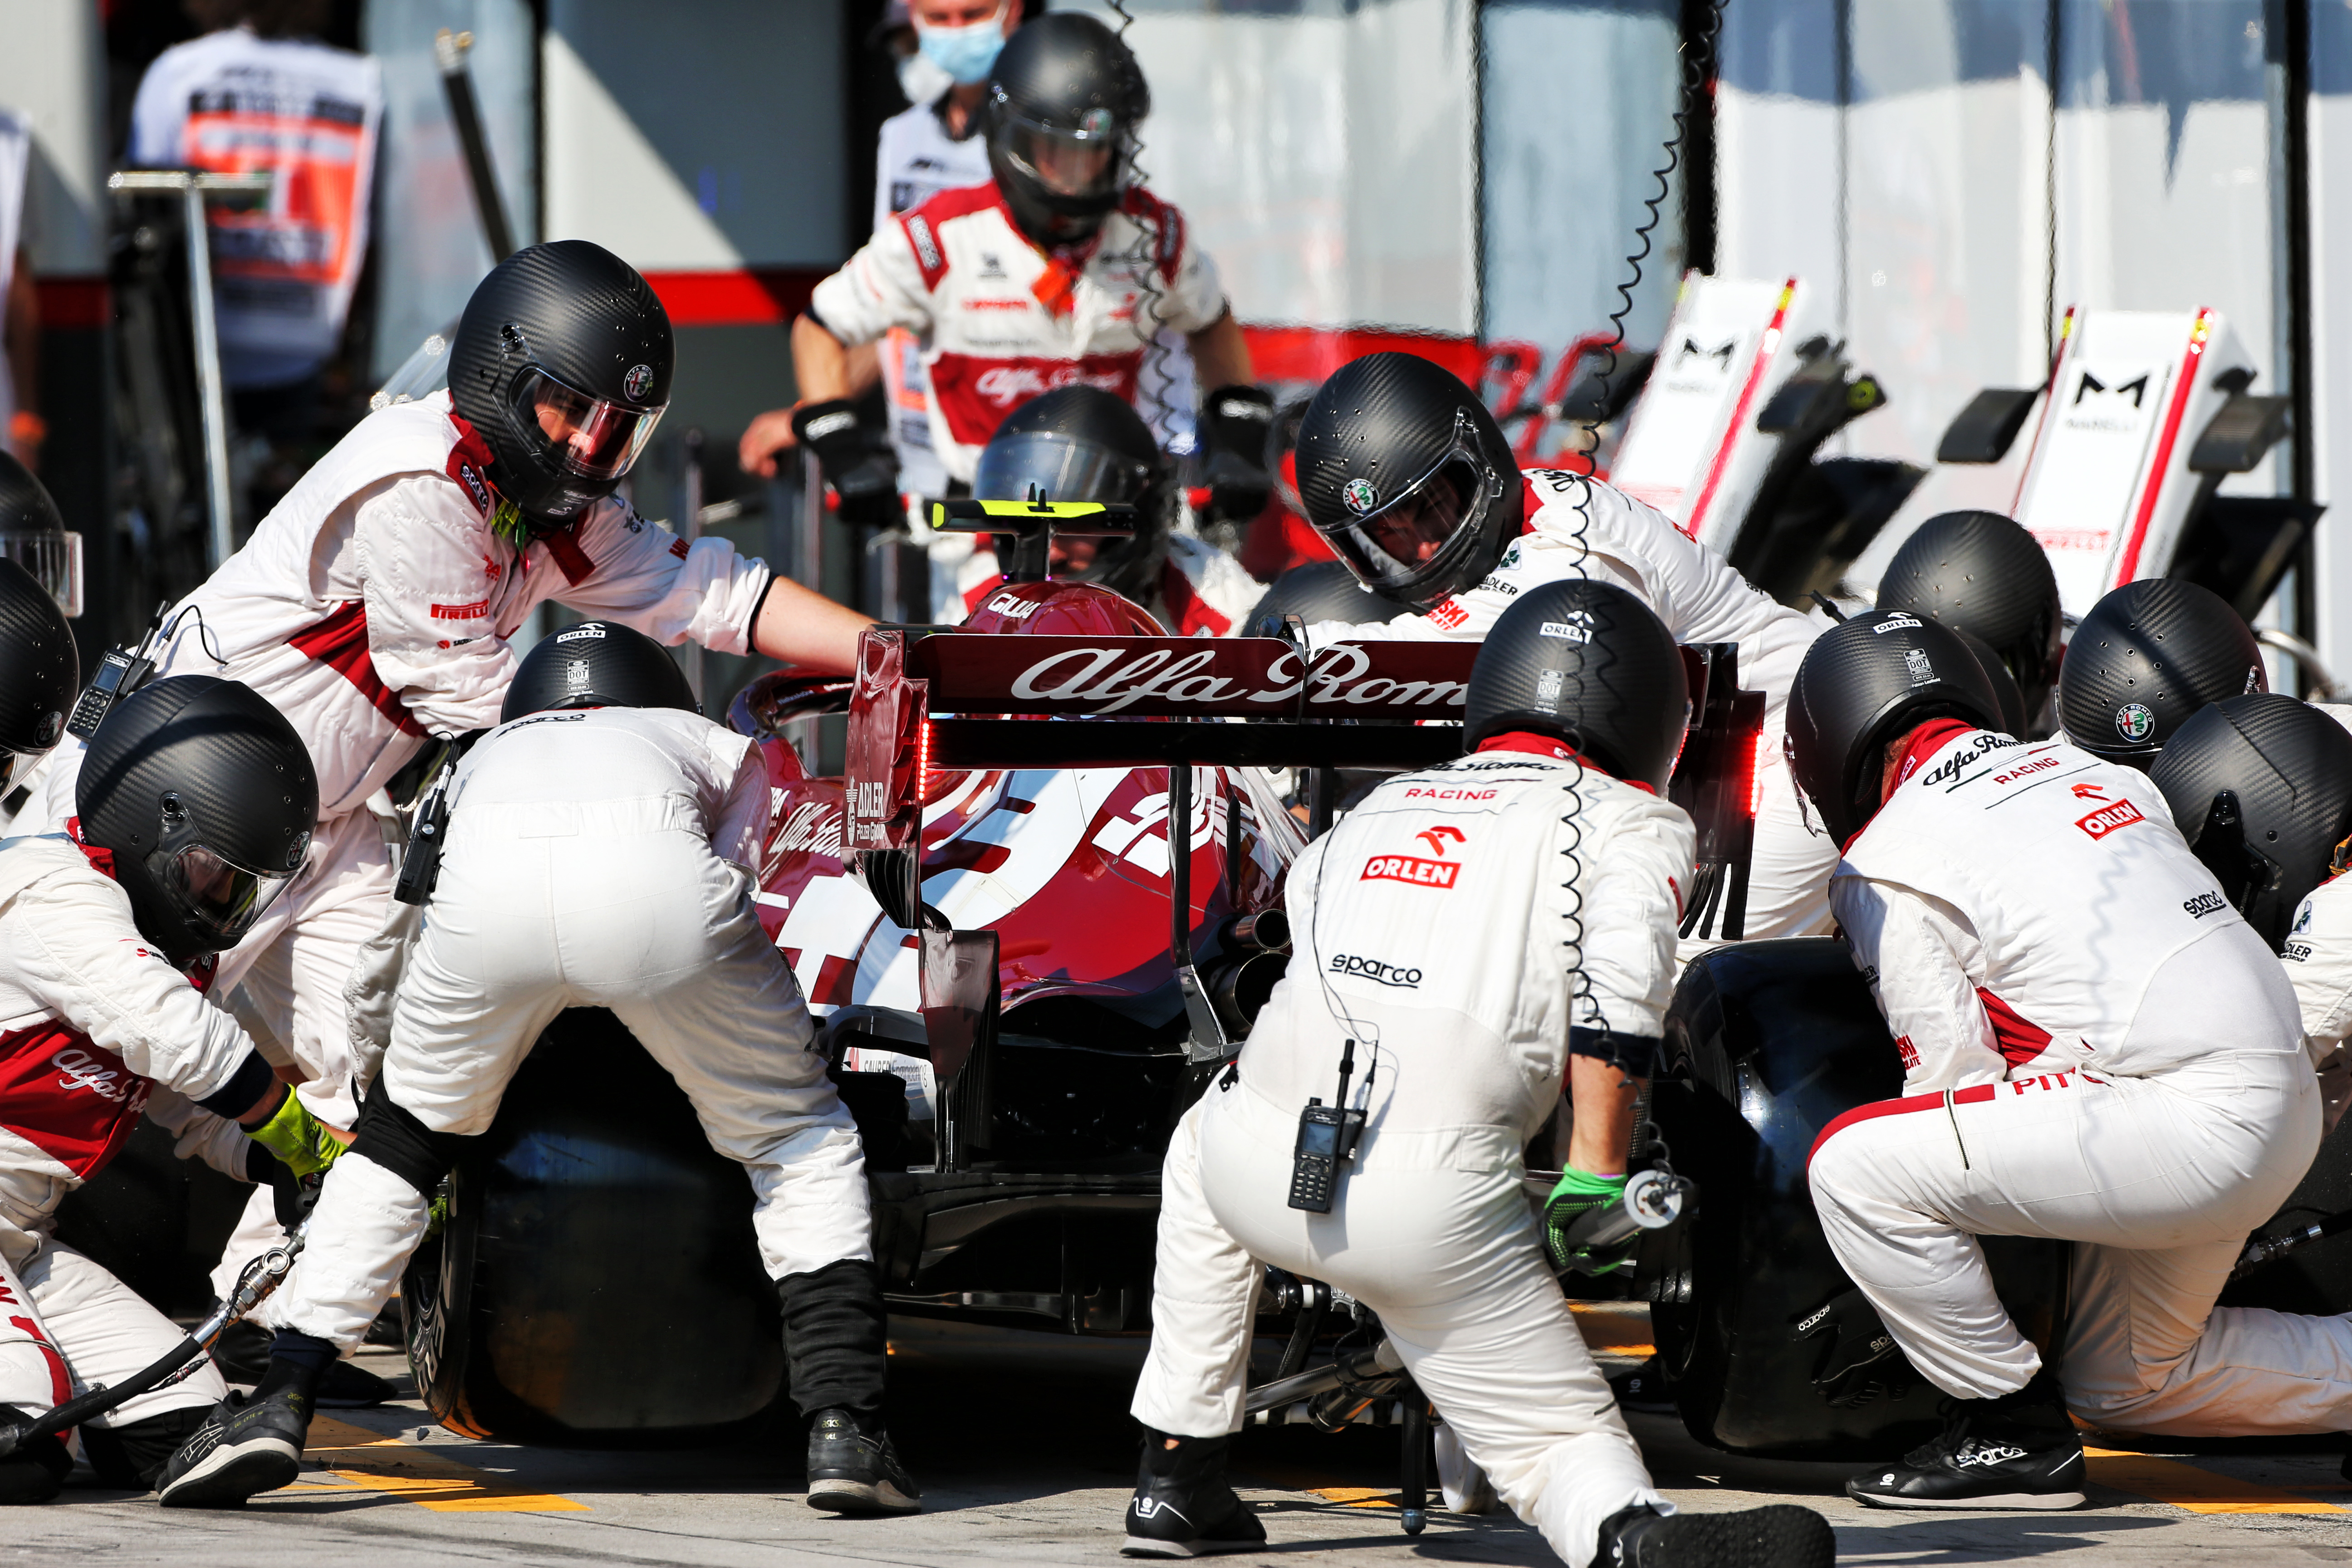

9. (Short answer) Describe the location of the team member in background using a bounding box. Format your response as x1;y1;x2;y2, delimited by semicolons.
962;386;1258;632
1286;352;1834;947
1122;580;1835;1568
160;624;916;1515
27;240;871;1361
764;16;1270;584
0;678;338;1503
0;479;77;831
1789;612;2352;1510
128;0;384;511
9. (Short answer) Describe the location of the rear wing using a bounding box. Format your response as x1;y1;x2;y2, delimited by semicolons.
839;626;1763;936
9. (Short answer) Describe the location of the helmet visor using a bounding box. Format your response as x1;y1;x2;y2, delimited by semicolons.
510;367;667;482
0;531;82;619
1000;111;1128;201
1317;411;1500;597
973;430;1151;505
153;841;298;949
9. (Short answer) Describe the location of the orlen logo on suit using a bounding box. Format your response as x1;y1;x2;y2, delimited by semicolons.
2076;799;2144;840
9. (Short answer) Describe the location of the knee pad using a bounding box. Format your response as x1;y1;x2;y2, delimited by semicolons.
79;1404;211;1492
0;1407;69;1504
348;1076;476;1198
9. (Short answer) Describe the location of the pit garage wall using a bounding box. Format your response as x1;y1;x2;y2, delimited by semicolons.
1715;0;2345;681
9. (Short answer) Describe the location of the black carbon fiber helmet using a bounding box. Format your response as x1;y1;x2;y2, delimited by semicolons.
0;557;77;789
983;14;1147;246
449;240;672;529
2057;579;2264;771
1877;510;2061;726
501;620;696;724
1784;610;2005;845
0;451;80;615
76;677;318;969
0;450;65;535
973;385;1171;599
1295;353;1522;615
1463;579;1688;794
2151;694;2352;950
1243;560;1411;638
1952;627;2027;737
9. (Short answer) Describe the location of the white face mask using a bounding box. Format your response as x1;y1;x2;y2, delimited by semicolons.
913;1;1009;86
896;48;956;106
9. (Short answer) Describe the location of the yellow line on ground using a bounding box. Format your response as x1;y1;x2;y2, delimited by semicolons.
2083;1448;2347;1515
1308;1485;1398;1510
306;1415;589;1513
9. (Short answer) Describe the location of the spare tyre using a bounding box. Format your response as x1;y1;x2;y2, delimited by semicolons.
1646;938;2068;1460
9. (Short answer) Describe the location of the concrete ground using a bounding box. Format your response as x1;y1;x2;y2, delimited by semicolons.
20;1306;2352;1566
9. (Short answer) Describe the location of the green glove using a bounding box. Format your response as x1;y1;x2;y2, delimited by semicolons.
1544;1166;1632;1275
246;1088;346;1179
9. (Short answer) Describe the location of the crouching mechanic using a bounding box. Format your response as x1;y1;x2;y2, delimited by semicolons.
159;622;916;1514
0;677;338;1501
1789;611;2343;1510
1285;352;1834;948
28;238;872;1353
1122;579;1835;1568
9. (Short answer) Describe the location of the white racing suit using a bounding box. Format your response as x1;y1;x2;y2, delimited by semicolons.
26;392;772;1316
274;705;871;1352
1808;726;2352;1435
1303;469;1833;949
1132;738;1695;1568
0;834;280;1462
809;180;1225;485
2283;875;2352;1136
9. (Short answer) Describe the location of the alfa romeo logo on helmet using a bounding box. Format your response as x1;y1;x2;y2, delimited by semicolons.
1342;478;1378;515
2115;702;2156;743
623;363;654;402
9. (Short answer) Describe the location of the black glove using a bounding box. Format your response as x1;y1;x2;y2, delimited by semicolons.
791;399;899;528
1198;384;1274;523
248;1143;323;1230
1790;1287;1918;1408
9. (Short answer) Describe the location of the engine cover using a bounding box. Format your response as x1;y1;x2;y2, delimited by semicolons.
1647;938;2068;1460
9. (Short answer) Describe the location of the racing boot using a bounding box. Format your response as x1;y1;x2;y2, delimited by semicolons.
805;1408;922;1515
1845;1369;2085;1510
1122;1430;1267;1558
157;1331;333;1507
1594;1503;1836;1567
0;1406;70;1504
209;1313;393;1407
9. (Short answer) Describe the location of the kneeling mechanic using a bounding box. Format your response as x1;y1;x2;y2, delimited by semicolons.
1788;611;2346;1509
0;675;338;1500
1122;578;1836;1567
158;622;918;1514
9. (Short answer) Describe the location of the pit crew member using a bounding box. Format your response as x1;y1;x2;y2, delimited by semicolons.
2152;693;2352;1136
0;547;74;833
0;677;339;1502
27;239;872;1349
1790;612;2343;1510
769;15;1270;540
959;385;1259;632
1876;510;2063;736
1286;351;1834;946
2055;578;2267;769
1122;578;1835;1568
158;622;916;1514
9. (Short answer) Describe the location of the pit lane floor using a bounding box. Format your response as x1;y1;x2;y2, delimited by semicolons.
17;1307;2352;1565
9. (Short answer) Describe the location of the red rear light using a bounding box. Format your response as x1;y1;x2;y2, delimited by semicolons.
1749;730;1768;819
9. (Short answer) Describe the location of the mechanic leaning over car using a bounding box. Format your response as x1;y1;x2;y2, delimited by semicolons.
0;458;79;833
1788;610;2352;1512
0;676;342;1502
2054;577;2269;769
757;14;1273;578
1121;579;1837;1568
156;622;918;1514
22;239;872;1350
1874;509;2064;738
1281;352;1836;951
965;384;1260;631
